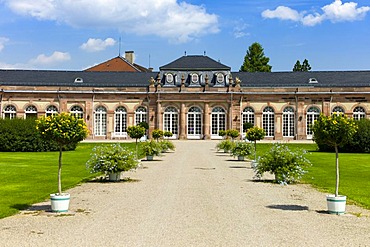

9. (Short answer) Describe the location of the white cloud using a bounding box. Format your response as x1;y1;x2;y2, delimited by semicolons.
80;38;116;52
262;1;370;26
262;6;301;21
232;20;250;39
0;37;10;52
3;0;219;43
29;51;71;65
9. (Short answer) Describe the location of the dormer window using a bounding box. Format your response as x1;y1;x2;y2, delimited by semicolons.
191;73;199;84
216;73;224;84
74;77;83;83
308;78;318;84
166;73;174;84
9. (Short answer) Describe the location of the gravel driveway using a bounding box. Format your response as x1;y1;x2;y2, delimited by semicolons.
1;140;369;246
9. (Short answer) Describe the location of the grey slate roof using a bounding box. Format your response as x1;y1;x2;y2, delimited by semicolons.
160;55;231;71
0;70;157;87
233;71;370;88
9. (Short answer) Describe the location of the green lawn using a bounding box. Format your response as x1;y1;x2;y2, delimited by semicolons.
0;142;138;219
255;143;370;209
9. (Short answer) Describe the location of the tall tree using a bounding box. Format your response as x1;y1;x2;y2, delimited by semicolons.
240;42;272;72
293;59;311;71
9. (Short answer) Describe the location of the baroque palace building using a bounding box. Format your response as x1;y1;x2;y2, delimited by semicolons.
1;51;369;141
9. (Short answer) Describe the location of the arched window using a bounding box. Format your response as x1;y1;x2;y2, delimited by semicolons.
283;107;295;137
135;106;147;125
114;106;127;136
94;106;107;136
211;107;226;138
332;106;345;115
25;105;37;119
3;105;16;119
164;106;178;138
262;107;274;137
353;106;366;120
242;107;255;131
46;105;58;117
187;106;202;138
306;106;320;138
70;105;84;119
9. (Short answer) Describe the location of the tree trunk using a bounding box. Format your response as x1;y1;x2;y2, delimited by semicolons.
335;144;339;197
58;145;63;195
254;140;257;161
135;138;138;160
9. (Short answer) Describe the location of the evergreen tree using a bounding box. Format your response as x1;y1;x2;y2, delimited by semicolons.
293;60;302;71
240;42;272;72
293;59;312;72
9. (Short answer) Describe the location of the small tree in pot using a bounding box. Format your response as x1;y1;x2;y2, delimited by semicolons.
226;129;240;141
127;125;145;160
231;141;252;161
152;129;164;142
36;113;89;212
141;140;162;160
312;114;357;214
245;126;265;164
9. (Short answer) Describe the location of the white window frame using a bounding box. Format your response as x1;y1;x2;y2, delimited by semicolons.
25;105;37;119
332;106;345;116
94;106;107;136
3;105;16;119
306;106;320;139
283;107;295;137
187;106;202;139
135;106;147;125
353;106;366;120
262;107;274;137
211;107;226;139
163;106;178;139
46;105;58;117
114;106;127;137
70;105;84;119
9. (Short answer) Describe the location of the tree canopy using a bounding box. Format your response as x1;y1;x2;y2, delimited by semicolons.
293;59;311;71
240;42;272;72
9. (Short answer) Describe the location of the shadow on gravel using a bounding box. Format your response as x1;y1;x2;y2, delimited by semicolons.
194;167;216;170
229;166;247;169
12;204;51;212
266;204;309;211
88;178;141;183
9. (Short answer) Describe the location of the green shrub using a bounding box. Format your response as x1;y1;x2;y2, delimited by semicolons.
0;118;77;152
231;141;252;158
152;129;164;141
226;129;240;140
254;143;312;184
141;140;162;156
160;140;175;152
163;131;173;138
86;144;139;174
216;139;235;153
218;130;226;138
243;122;254;132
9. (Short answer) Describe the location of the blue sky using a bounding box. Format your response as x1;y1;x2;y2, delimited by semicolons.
0;0;369;72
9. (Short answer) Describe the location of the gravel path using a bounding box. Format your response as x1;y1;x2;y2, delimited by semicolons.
1;140;370;246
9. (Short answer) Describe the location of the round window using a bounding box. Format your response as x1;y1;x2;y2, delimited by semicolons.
166;74;173;83
217;73;224;83
191;74;199;84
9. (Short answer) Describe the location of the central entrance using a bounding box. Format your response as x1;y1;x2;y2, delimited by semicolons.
187;106;202;139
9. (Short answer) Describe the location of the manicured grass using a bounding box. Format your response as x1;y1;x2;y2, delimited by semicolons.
255;143;370;209
0;142;138;219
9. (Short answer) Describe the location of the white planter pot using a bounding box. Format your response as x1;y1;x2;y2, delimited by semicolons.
237;156;244;161
251;160;258;169
326;195;347;215
147;155;154;161
50;193;70;212
108;172;122;182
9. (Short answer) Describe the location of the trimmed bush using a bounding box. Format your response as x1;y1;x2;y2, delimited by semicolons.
0;118;77;152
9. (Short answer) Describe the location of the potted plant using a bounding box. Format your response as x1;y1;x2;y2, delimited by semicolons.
160;140;175;153
253;143;311;184
86;144;139;181
138;122;149;141
226;129;240;141
245;126;265;167
163;131;173;139
127;125;145;160
152;129;164;142
312;114;357;214
231;141;252;161
36;113;89;212
141;140;162;160
216;139;235;153
218;130;227;139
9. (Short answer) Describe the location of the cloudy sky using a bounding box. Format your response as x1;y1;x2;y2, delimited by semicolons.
0;0;369;71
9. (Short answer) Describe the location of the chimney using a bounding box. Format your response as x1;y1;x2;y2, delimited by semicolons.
125;51;135;64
